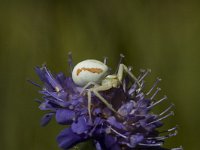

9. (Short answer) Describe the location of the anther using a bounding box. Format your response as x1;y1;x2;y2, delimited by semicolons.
168;125;178;132
120;53;125;59
128;66;133;71
159;125;178;133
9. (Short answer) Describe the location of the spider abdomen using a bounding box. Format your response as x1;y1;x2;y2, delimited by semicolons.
72;59;108;86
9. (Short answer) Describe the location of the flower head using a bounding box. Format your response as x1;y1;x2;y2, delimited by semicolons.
31;53;183;150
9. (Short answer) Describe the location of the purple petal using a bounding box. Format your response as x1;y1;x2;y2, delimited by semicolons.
95;141;102;150
104;135;120;150
65;77;80;93
35;66;63;91
35;67;47;83
118;101;135;116
137;98;151;108
39;101;57;111
71;116;90;134
130;134;144;147
57;128;85;149
128;83;137;95
93;108;102;115
56;109;76;125
40;113;54;126
56;72;66;86
107;116;125;130
43;67;62;91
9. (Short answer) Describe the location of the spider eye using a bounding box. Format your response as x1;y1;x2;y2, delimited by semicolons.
72;59;108;86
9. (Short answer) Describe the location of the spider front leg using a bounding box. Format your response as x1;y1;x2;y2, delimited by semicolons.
87;84;118;121
80;81;99;95
117;64;142;91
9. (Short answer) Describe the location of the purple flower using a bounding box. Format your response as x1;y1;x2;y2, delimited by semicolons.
31;53;183;150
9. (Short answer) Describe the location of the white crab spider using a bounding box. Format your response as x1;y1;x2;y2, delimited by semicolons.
72;55;141;121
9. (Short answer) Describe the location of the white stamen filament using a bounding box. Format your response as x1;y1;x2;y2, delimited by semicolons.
159;103;174;116
147;111;174;125
138;69;151;82
150;87;161;100
148;95;167;109
109;126;128;139
146;77;161;96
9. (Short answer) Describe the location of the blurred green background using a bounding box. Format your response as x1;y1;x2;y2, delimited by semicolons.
0;0;199;149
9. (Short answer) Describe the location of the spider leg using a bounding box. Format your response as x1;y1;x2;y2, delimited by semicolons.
87;84;118;122
117;64;142;91
80;81;99;95
93;90;117;113
92;84;117;113
87;89;92;121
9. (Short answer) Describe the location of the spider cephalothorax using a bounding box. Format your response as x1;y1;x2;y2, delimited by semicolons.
72;55;142;121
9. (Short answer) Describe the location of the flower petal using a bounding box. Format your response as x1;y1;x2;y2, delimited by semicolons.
40;113;54;127
71;116;90;134
57;128;84;149
104;135;121;150
56;109;75;125
107;116;125;130
118;101;135;116
130;134;144;147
